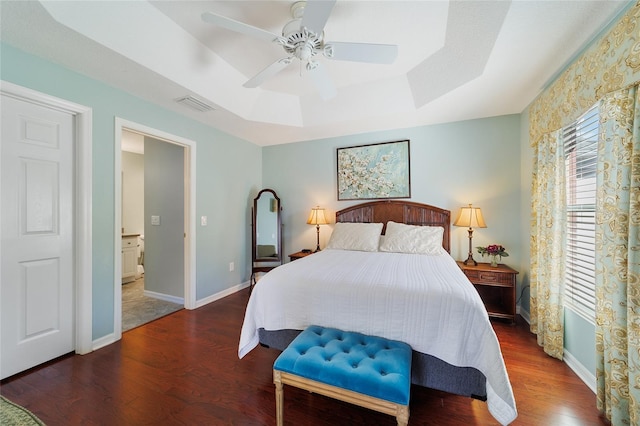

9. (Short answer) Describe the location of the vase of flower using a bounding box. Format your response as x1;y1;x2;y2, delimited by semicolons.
476;244;509;267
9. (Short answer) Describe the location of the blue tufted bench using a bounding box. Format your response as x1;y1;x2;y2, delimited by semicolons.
273;325;412;425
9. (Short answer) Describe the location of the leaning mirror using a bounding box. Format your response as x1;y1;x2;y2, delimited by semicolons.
251;189;282;291
253;189;281;261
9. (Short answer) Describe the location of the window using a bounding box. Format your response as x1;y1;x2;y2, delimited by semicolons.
563;104;598;321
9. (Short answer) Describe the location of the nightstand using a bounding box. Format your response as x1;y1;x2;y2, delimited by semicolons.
457;261;519;324
289;251;313;262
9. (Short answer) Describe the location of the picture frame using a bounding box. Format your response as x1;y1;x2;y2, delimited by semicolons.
336;140;411;201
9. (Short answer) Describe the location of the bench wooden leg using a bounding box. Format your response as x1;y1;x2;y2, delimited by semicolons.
397;405;409;426
274;370;283;426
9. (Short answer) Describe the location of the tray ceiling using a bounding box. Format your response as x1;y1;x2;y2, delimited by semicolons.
0;1;630;146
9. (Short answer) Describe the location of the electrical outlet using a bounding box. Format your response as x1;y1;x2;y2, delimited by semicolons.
201;216;207;226
229;262;234;272
151;215;160;226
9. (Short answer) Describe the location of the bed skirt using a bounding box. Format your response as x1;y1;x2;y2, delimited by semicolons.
258;328;487;401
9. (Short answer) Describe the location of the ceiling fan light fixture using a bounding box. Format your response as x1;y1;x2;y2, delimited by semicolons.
283;28;323;61
297;40;315;60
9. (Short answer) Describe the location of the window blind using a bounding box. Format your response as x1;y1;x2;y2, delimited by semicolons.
563;104;598;321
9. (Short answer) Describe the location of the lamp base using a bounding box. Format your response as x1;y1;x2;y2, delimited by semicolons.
463;227;477;266
314;225;321;252
462;255;478;266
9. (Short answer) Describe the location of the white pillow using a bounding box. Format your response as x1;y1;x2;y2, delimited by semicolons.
379;221;444;255
326;222;383;252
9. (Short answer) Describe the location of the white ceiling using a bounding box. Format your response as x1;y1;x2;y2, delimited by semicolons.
0;1;631;146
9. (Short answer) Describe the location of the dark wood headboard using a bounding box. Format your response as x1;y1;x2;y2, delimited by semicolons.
335;200;451;252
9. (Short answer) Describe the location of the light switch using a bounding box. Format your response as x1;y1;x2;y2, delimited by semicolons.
201;216;207;226
151;215;160;226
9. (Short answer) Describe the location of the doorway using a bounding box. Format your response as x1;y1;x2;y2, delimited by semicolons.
121;131;184;331
114;119;196;340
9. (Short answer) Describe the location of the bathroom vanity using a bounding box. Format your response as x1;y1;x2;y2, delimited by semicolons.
122;234;140;283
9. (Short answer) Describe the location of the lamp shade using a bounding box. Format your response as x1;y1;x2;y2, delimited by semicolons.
453;204;487;228
307;207;328;226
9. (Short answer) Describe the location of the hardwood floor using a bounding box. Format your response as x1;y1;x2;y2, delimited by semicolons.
1;288;607;425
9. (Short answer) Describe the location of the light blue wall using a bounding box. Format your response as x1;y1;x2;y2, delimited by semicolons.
565;308;596;373
263;115;523;282
1;43;262;340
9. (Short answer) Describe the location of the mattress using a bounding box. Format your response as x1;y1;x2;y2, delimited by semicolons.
238;248;517;425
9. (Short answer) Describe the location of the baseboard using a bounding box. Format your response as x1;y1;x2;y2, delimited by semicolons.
143;289;184;305
517;306;531;324
564;349;597;394
92;332;118;351
517;306;595;394
195;281;250;309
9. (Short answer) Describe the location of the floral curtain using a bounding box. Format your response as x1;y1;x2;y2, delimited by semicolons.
595;86;640;426
529;2;640;148
527;2;640;423
530;130;566;360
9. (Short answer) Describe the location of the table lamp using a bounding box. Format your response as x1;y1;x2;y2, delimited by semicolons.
453;204;487;265
307;206;328;252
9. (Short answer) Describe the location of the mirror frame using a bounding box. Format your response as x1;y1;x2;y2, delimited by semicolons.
252;188;282;264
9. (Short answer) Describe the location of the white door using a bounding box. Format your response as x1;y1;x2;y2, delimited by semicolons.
1;94;75;379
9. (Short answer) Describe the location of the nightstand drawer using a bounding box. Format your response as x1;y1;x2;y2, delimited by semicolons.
457;261;519;324
464;269;513;286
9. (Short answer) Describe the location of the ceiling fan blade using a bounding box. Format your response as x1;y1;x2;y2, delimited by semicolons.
325;42;398;64
308;62;337;100
243;57;293;88
301;0;336;35
201;11;279;43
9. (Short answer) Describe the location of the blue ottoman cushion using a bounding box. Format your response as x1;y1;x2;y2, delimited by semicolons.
273;325;412;405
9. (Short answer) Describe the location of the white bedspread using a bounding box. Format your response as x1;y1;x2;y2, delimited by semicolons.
239;248;517;425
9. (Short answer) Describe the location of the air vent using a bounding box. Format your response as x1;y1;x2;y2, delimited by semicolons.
175;95;215;112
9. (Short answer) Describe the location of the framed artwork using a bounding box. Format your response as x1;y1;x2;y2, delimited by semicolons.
336;140;411;200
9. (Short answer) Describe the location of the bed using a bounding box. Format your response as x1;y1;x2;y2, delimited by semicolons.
238;200;517;425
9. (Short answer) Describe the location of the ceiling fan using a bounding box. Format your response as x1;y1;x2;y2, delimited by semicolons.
201;0;398;100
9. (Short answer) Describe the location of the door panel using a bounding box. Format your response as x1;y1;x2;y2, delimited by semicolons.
22;158;58;235
22;258;60;338
1;95;75;379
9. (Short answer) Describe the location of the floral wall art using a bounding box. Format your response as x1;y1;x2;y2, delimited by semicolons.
336;140;410;200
